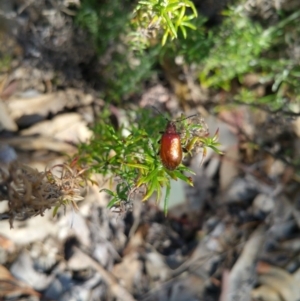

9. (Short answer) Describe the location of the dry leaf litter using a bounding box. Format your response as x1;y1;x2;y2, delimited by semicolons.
0;1;300;301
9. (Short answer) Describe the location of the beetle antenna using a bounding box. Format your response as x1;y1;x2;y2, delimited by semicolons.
151;106;169;121
175;114;198;123
152;106;198;123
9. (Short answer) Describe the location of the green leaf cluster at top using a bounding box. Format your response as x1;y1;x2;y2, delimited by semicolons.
79;108;221;214
75;1;300;110
75;0;200;102
134;0;198;46
76;0;159;102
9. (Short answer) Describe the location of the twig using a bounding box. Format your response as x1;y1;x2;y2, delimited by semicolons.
73;246;137;301
221;225;266;301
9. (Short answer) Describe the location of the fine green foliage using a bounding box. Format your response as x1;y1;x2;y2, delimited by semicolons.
199;6;300;110
76;0;132;55
0;54;11;73
200;7;274;90
75;0;200;101
79;108;221;214
158;14;212;64
133;0;198;47
74;0;300;211
76;0;300;109
76;0;156;101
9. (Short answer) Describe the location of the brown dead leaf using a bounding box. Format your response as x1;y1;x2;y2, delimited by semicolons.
256;262;300;301
7;93;66;120
0;265;40;298
113;252;142;292
218;106;254;138
1;80;18;100
252;285;282;301
222;226;266;301
7;89;94;121
21;113;92;143
0;235;15;252
123;224;149;255
73;247;137;301
0;101;18;131
219;145;239;190
145;250;171;282
241;73;260;87
0;136;77;153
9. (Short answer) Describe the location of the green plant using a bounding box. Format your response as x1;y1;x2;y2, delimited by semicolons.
79;108;221;214
199;6;274;90
75;0;202;101
76;0;133;55
0;54;11;73
76;0;157;101
133;0;198;47
198;6;300;110
157;14;213;65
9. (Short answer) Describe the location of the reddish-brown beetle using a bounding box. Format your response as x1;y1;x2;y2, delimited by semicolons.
159;120;182;170
158;112;198;171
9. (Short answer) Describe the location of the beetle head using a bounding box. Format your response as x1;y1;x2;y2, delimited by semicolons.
165;121;177;134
